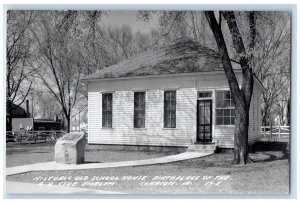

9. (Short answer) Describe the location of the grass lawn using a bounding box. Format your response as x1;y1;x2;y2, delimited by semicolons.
6;142;176;167
6;141;290;194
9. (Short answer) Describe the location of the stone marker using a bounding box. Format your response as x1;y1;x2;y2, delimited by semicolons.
55;132;87;164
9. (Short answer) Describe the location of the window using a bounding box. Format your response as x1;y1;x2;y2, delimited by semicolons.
164;90;176;128
102;93;113;127
216;91;235;125
198;91;212;98
134;92;146;128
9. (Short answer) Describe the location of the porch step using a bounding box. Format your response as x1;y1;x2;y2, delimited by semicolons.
187;144;217;153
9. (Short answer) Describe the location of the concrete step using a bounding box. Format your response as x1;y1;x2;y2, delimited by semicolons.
187;144;217;153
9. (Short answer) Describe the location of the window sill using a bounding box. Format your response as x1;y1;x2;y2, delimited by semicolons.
162;128;178;130
215;125;235;127
133;128;147;130
101;127;114;129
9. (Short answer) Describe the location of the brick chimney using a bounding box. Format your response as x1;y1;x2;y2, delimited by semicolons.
26;100;30;118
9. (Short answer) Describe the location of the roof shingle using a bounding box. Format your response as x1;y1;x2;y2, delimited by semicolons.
84;38;240;80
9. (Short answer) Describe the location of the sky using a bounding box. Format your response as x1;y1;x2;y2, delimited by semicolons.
100;10;159;33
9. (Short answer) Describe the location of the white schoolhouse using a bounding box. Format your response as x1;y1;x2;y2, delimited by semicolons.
83;39;264;151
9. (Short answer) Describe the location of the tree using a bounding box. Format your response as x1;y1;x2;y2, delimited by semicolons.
31;11;84;132
273;76;290;125
261;71;285;126
138;11;218;49
6;10;37;131
27;11;152;132
253;12;290;126
139;10;257;164
145;11;290;130
204;11;256;164
33;89;62;119
80;21;152;98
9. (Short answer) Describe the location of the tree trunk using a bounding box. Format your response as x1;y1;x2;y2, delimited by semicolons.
287;97;290;126
262;105;269;126
205;11;254;165
233;101;251;164
7;100;13;131
66;115;71;133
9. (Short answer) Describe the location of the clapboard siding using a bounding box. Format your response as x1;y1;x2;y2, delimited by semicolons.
249;91;254;145
214;87;261;148
88;88;196;147
214;126;235;148
253;92;258;144
88;71;243;93
88;72;263;148
195;74;243;89
87;91;101;143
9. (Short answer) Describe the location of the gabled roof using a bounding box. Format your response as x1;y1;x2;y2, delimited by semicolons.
84;38;240;80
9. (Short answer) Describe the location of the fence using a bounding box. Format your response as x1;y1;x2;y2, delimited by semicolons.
6;130;66;144
261;125;290;142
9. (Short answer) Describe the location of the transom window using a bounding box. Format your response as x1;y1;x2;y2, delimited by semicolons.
198;91;212;98
216;91;235;125
102;93;113;127
134;92;146;128
164;90;176;128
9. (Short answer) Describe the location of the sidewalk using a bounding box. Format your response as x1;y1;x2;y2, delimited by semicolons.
6;151;212;176
6;181;124;194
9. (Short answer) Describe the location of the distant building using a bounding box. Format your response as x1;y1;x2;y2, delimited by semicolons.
7;100;32;131
7;100;61;132
71;119;88;132
33;119;62;131
6;100;31;118
71;119;80;131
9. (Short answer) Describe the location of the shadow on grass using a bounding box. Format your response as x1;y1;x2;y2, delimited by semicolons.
7;148;51;155
251;141;290;163
6;149;33;154
252;141;289;152
6;141;56;149
33;151;49;154
172;142;290;169
172;153;234;169
255;151;290;163
84;161;102;164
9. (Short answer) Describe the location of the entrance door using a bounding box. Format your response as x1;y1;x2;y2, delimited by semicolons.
197;100;212;143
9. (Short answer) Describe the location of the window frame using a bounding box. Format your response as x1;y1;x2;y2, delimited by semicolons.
102;92;113;128
133;91;146;129
198;91;213;99
163;90;177;129
215;90;235;126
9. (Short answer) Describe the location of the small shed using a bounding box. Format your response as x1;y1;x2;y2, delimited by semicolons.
83;39;264;149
